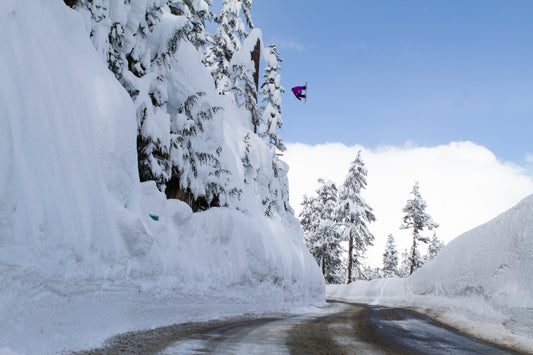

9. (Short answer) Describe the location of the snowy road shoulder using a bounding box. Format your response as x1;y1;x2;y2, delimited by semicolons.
68;302;331;355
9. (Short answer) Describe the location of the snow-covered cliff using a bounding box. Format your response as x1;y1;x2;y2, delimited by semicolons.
0;1;324;353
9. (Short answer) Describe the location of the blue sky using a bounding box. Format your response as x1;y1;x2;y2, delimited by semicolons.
247;0;533;165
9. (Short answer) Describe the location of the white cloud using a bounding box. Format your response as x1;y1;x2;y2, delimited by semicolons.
345;41;367;52
275;39;313;52
284;141;533;268
526;153;533;163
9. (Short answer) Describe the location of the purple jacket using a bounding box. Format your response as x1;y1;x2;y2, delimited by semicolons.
292;86;305;100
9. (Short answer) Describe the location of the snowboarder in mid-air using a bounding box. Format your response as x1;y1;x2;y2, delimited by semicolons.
291;84;307;102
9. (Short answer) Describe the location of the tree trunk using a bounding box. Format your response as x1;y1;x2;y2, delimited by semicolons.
409;237;417;275
250;39;261;134
346;234;353;284
321;256;325;276
250;39;261;93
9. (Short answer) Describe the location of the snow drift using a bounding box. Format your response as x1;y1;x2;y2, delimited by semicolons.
408;193;533;308
0;1;323;353
328;193;533;351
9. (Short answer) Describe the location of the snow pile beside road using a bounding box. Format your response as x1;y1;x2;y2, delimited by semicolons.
0;1;323;354
328;193;533;352
409;193;533;308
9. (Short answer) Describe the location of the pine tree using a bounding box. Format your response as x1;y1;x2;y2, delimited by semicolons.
264;151;291;216
229;57;263;133
205;1;262;133
205;0;251;93
299;195;314;235
427;231;444;261
240;0;254;32
398;248;411;277
260;44;285;151
300;193;321;269
301;180;344;284
136;101;171;188
169;0;213;52
335;151;376;284
168;92;229;210
400;182;439;275
276;156;292;214
241;133;255;184
382;234;399;277
361;266;384;280
240;134;288;217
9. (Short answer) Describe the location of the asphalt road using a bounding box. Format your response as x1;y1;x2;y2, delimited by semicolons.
75;301;520;354
157;301;518;355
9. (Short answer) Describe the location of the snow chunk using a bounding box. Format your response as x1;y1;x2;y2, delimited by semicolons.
166;198;193;225
116;207;154;257
230;28;263;69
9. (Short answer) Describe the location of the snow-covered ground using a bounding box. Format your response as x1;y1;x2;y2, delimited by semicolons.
328;194;533;353
0;1;323;354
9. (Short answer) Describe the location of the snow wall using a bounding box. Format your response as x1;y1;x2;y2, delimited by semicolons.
0;1;324;353
329;194;533;308
408;193;533;308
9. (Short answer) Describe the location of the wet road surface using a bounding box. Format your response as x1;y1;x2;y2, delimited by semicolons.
158;301;518;354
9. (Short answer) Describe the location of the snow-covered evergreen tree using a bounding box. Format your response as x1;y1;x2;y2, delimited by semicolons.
277;157;292;214
241;133;255;185
169;0;213;52
361;266;384;280
300;179;344;284
240;0;254;31
229;62;263;132
382;234;399;277
263;152;292;216
227;29;264;133
400;182;439;275
299;194;314;235
125;0;171;186
427;231;444;261
205;0;252;93
260;44;285;151
204;1;265;135
398;248;411;277
167;92;233;210
335;151;376;284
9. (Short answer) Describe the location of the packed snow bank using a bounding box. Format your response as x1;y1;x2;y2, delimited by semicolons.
328;194;533;353
0;1;323;354
409;193;533;308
